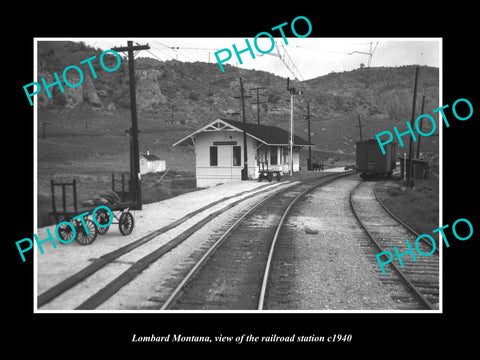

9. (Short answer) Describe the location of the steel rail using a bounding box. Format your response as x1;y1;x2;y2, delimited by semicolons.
75;181;299;310
38;182;278;308
162;171;354;310
257;172;354;309
349;181;436;310
77;173;346;309
159;182;289;310
372;182;438;254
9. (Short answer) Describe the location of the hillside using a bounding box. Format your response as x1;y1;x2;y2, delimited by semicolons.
37;40;439;179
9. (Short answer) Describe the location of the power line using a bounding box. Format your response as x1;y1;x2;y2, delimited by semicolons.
170;46;220;51
290;45;351;55
347;41;379;67
145;49;163;61
279;43;304;81
153;41;194;61
259;41;304;81
149;43;174;60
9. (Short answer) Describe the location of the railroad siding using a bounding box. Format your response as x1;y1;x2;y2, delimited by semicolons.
35;179;281;308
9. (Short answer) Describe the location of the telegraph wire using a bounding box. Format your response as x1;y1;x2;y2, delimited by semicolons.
149;42;173;59
145;49;163;62
290;45;351;55
153;41;194;61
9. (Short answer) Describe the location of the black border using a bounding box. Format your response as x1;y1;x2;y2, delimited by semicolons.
6;5;478;353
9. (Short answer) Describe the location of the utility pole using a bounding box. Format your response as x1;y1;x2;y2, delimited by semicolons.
357;114;364;141
304;102;312;170
234;78;251;180
112;41;150;209
250;86;265;125
287;78;302;176
407;66;420;188
416;95;426;158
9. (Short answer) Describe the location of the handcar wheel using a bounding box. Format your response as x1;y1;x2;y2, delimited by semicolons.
94;208;110;235
57;219;76;243
267;172;273;182
276;172;281;182
119;212;134;236
75;219;98;245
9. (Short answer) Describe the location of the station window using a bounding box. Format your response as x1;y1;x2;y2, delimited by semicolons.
270;146;278;165
210;146;218;166
233;146;241;166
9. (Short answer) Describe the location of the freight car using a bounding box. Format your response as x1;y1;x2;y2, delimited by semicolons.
356;139;396;179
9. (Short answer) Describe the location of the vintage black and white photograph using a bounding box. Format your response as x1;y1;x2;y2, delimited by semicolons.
31;37;442;312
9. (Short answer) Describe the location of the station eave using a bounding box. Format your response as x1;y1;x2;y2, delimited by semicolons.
172;118;314;147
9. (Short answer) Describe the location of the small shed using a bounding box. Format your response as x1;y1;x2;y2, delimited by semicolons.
173;118;313;187
140;151;166;174
400;156;429;180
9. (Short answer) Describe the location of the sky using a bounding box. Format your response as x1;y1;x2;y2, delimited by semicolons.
75;37;440;81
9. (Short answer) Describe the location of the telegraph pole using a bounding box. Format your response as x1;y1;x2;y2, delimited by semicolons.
250;86;265;124
287;78;302;176
234;78;251;180
112;41;150;209
304;102;312;170
416;95;425;158
357;114;364;141
407;66;419;188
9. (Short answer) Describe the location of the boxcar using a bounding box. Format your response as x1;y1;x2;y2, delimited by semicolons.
356;139;396;179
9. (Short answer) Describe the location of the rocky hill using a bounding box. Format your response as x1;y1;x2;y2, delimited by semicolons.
37;41;439;161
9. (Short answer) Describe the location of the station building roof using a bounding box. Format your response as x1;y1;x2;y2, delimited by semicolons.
173;118;314;147
141;154;161;161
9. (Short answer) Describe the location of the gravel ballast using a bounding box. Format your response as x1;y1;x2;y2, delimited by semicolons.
35;168;351;311
267;175;401;310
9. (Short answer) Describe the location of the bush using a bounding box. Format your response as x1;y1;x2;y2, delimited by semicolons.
268;93;281;104
188;91;200;101
377;180;439;240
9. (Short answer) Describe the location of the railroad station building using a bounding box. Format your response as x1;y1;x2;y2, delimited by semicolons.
173;118;313;187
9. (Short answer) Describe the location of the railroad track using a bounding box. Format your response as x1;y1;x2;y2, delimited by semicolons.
350;181;440;310
37;181;286;309
161;171;353;310
37;171;350;310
